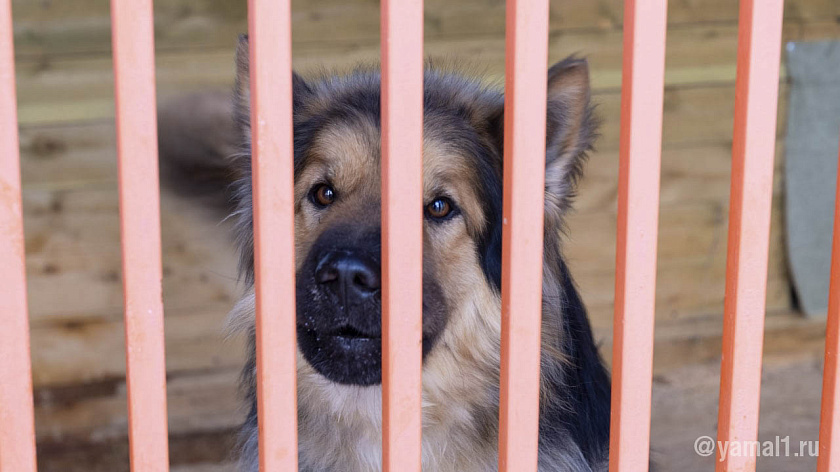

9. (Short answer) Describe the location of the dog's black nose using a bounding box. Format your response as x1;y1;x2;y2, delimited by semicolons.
315;252;380;302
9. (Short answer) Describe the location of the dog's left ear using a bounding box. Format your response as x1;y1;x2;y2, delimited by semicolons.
233;34;312;142
543;57;596;213
486;58;595;215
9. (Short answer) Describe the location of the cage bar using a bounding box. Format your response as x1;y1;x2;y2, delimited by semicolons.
497;0;550;470
715;1;784;471
247;0;299;470
608;1;668;471
110;0;171;469
380;0;425;470
0;1;37;471
817;137;840;472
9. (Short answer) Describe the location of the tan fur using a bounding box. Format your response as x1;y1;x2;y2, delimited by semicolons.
422;138;488;237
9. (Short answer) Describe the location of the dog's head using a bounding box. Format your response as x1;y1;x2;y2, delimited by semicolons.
230;37;596;391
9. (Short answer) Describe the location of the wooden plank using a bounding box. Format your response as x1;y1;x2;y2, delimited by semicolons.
577;141;786;212
498;0;549;469
35;432;237;472
380;0;424;469
19;123;118;187
568;200;788;275
608;1;667;470
110;0;171;468
15;20;836;127
15;69;795;152
9;0;838;58
31;310;826;448
644;310;827;373
34;370;242;443
817;140;840;472
579;268;792;331
571;198;791;329
30;306;244;388
0;0;38;470
428;0;837;37
247;0;298;468
21;186;239;326
715;1;785;470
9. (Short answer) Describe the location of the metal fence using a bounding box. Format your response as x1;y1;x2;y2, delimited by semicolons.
3;0;839;471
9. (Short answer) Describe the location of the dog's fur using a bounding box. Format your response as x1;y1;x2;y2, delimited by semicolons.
165;35;611;471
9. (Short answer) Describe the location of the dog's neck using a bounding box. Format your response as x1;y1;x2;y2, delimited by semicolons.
290;363;596;472
293;351;499;472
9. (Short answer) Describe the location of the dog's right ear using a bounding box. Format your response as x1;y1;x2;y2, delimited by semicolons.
234;34;311;140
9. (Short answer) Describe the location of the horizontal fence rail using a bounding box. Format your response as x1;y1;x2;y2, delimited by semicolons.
498;0;550;470
380;0;425;471
608;1;668;471
247;0;299;469
715;1;785;471
110;0;171;470
0;0;38;471
818;136;840;472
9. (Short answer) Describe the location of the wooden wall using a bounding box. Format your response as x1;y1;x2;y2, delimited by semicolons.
11;0;840;469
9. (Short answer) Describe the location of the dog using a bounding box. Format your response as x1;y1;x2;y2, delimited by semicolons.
160;34;611;471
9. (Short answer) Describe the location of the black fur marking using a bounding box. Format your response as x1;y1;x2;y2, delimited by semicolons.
541;259;611;465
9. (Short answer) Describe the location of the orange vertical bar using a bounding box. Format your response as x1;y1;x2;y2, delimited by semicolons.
247;0;298;470
715;1;784;471
110;0;170;470
0;1;38;471
497;0;549;470
819;136;840;472
608;2;668;471
380;0;424;470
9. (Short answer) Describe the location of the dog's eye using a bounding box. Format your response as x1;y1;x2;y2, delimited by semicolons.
310;184;336;207
426;197;454;220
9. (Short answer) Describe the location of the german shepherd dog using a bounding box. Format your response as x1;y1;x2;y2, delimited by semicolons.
163;35;610;471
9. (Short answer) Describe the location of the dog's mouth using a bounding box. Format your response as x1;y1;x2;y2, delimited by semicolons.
297;320;383;386
329;324;380;340
318;324;381;352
